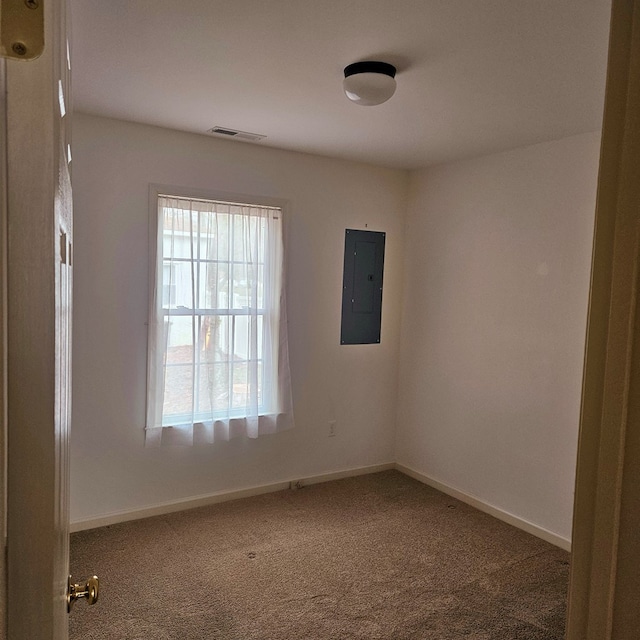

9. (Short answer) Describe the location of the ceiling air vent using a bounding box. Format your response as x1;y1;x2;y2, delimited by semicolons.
207;126;266;142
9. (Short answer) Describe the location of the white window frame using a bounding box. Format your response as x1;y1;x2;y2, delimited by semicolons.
145;185;293;445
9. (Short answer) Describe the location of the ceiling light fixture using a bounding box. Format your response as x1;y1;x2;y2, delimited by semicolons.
343;61;397;106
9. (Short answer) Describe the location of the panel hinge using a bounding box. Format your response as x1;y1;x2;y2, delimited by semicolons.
0;0;44;61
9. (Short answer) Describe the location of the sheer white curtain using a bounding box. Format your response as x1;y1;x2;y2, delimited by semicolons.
145;195;294;446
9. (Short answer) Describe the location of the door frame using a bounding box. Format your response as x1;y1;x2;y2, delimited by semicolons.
566;0;640;638
0;57;7;640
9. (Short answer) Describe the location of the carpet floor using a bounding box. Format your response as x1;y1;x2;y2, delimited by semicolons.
69;470;569;639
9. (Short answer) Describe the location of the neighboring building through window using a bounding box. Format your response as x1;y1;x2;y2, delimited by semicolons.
146;191;294;446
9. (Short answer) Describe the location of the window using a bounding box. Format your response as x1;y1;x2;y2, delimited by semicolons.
146;191;294;446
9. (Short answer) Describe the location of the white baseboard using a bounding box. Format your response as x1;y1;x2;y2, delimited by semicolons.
71;461;569;551
70;462;395;533
395;463;571;552
295;462;395;487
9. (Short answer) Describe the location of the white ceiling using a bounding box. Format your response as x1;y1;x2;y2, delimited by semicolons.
70;0;611;170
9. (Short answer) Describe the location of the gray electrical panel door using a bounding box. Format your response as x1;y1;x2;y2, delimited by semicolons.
340;229;385;344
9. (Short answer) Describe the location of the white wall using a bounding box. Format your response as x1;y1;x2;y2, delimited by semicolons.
70;114;408;523
72;115;600;541
396;132;601;541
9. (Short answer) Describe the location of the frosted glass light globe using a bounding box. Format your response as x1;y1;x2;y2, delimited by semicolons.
343;61;397;106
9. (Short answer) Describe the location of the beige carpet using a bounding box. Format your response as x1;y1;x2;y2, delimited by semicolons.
70;470;569;639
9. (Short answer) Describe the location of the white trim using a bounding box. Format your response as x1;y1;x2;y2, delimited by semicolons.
149;183;290;215
70;462;395;532
70;461;569;550
395;463;571;551
293;462;395;488
70;481;289;533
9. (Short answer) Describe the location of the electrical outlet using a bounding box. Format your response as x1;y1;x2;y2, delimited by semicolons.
328;420;337;437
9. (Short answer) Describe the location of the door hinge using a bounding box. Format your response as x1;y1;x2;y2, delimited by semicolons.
60;230;67;264
0;0;44;61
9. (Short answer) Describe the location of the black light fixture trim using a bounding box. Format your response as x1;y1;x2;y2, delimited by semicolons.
343;61;396;79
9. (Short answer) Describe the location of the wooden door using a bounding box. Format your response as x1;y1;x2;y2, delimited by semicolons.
2;0;73;637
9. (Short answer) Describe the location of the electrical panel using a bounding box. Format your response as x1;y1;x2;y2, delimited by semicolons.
340;229;385;345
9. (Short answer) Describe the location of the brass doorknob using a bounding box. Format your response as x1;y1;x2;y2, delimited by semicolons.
67;575;99;612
